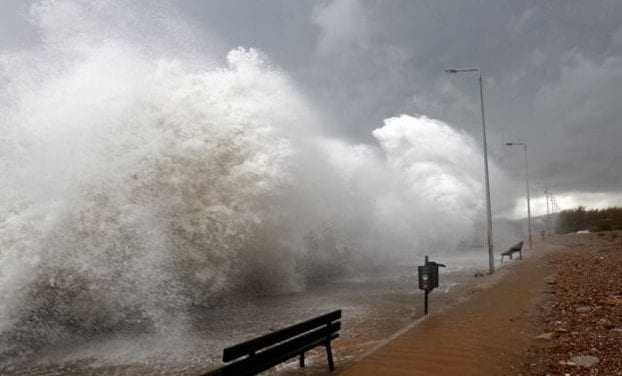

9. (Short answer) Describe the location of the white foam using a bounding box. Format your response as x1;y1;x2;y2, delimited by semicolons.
0;0;489;359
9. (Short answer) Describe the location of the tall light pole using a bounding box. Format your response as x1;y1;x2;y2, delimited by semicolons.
445;68;494;274
505;142;532;250
544;186;552;234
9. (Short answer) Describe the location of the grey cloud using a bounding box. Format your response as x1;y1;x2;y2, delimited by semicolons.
312;0;372;55
532;52;622;191
3;0;622;200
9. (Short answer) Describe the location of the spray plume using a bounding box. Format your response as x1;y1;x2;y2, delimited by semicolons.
0;0;487;359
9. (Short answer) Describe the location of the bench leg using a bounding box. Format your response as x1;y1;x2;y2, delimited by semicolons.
519;250;522;260
299;352;305;368
509;254;513;260
325;342;335;371
501;255;504;263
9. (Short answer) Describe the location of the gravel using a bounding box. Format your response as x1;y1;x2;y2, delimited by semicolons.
519;231;622;375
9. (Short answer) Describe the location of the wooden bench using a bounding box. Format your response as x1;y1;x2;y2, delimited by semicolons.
501;241;524;263
204;310;341;376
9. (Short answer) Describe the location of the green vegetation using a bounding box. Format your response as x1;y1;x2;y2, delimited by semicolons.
556;207;622;234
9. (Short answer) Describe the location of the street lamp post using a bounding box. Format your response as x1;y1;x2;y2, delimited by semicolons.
505;142;533;250
544;186;551;234
445;68;494;274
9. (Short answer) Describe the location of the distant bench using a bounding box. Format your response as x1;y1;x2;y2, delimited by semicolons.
204;310;341;376
501;241;524;263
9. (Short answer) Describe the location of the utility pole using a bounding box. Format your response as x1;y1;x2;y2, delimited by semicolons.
550;195;558;232
544;187;551;234
479;73;494;275
445;67;494;274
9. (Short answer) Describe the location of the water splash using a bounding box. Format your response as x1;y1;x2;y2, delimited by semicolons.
0;0;486;360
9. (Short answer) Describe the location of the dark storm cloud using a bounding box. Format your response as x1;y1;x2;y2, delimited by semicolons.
175;0;622;198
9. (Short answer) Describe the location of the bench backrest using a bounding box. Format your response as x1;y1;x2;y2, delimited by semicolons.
222;310;342;362
509;241;524;251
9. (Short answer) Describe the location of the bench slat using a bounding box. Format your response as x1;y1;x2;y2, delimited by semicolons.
207;323;340;375
222;310;341;362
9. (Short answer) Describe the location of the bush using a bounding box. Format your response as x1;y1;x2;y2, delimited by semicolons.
557;207;622;234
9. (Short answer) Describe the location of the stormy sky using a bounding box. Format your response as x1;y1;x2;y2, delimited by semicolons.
2;0;622;215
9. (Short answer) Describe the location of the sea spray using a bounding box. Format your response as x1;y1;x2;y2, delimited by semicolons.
0;0;488;360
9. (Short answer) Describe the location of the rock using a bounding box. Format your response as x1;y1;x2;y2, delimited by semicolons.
559;360;576;366
575;305;591;313
535;332;555;340
598;318;613;327
605;295;622;305
570;355;599;368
